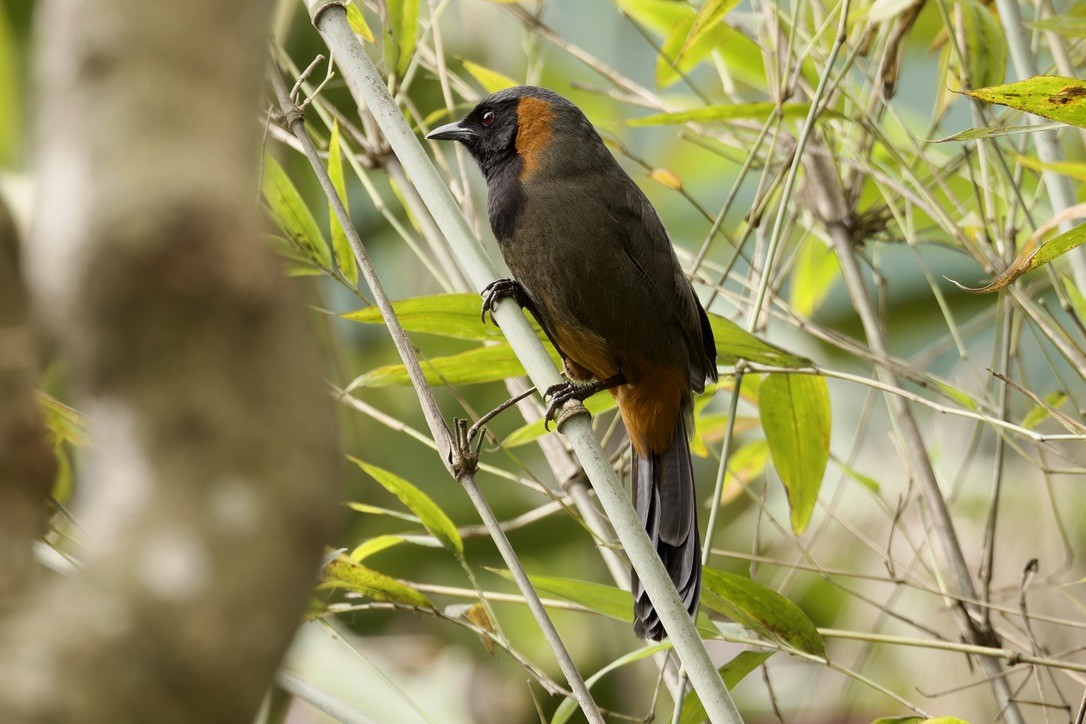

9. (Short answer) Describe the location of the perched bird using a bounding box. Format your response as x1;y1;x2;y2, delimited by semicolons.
427;86;717;640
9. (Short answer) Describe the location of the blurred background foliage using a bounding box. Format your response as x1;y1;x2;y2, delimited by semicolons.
5;0;1086;721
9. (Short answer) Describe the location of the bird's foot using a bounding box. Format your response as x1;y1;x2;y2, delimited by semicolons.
480;278;530;326
542;374;626;430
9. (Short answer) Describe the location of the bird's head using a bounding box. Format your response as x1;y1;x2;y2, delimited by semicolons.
426;86;608;183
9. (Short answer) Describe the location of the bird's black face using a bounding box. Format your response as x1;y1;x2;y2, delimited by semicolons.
426;96;521;179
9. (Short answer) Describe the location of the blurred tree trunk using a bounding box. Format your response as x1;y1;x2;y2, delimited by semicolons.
0;195;55;610
0;0;341;721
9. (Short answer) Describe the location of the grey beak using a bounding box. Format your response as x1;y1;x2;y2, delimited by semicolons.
426;120;475;142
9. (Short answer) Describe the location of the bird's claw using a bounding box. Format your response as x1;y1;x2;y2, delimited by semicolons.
543;382;582;430
480;278;527;326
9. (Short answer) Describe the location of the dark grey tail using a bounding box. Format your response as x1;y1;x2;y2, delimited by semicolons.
631;414;701;641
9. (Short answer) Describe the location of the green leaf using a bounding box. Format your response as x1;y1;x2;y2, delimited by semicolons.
351;458;463;555
344;293;519;341
953;0;1005;90
262;152;331;268
679;0;740;61
678;651;773;724
462;59;518;93
350;534;406;561
709;314;811;368
700;568;826;656
386;0;420;75
790;236;839;316
837;462;880;493
929;122;1064;143
629;102;816;126
0;3;18;167
614;0;691;34
501;394;619;448
345;1;375;42
759;373;831;535
36;392;88;447
1026;15;1086;38
349;342;559;387
960;221;1086;293
965;76;1086;128
322;558;432;607
1065;275;1086;321
1021;391;1067;430
491;571;633;622
346;502;421;523
720;440;770;505
1015;153;1086;183
551;643;673;724
327;119;359;285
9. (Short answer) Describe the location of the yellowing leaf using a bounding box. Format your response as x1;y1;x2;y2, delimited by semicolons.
345;2;375;43
956;219;1086;293
759;374;831;535
649;168;682;189
720;440;769;505
350;534;406;561
322;558;432;607
462;59;517;93
965;76;1086;128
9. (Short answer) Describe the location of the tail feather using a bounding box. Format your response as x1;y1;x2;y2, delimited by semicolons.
631;415;701;641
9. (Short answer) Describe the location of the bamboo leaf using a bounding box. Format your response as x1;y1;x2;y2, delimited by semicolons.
321;558;432;607
327;119;359;285
678;651;774;724
719;440;770;505
759;373;830;535
551;643;673;724
929;122;1064;142
346;502;421;523
954;0;1005;90
790;237;839;316
262;152;331;267
345;1;375;42
462;59;518;93
709;314;812;368
1065;275;1086;321
700;568;826;656
1015;153;1086;183
1026;15;1086;38
0;3;18;167
344;293;549;342
385;0;420;75
501;394;618;448
491;571;633;622
351;458;463;555
965;75;1086;128
954;220;1086;293
629;102;816;126
350;534;406;561
1021;391;1068;430
349;342;560;387
678;0;740;61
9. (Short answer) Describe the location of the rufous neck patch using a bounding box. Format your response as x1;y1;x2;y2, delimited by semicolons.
515;96;556;180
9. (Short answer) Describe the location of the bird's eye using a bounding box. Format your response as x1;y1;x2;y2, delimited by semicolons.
482;111;495;127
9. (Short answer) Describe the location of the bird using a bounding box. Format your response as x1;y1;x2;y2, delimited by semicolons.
427;86;717;640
